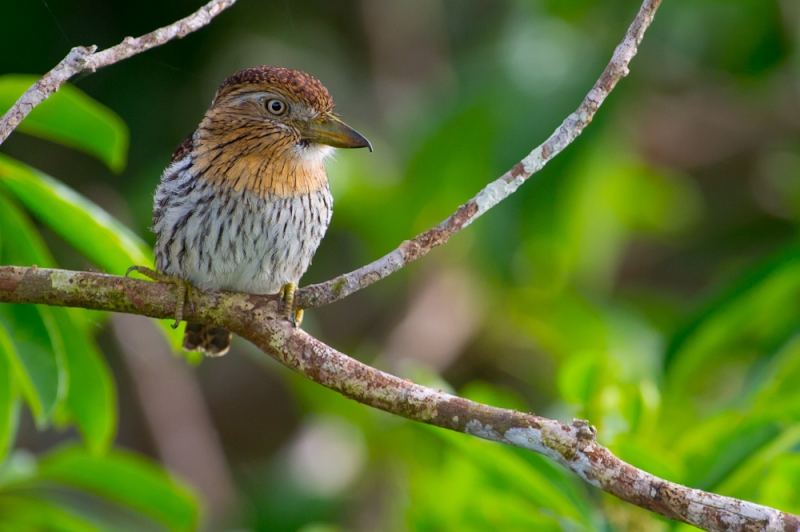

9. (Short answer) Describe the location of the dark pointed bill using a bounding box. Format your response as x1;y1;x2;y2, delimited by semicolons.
300;114;372;152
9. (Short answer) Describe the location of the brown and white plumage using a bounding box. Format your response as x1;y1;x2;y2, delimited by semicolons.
150;66;370;356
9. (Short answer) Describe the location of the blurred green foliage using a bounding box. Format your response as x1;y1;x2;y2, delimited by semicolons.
1;0;800;530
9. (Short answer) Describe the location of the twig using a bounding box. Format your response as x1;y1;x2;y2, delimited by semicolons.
0;0;237;146
0;265;797;532
295;0;661;309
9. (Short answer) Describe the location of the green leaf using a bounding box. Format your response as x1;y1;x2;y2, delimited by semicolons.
0;327;17;462
0;189;56;268
557;350;605;406
36;446;198;532
0;157;183;351
663;244;800;420
407;434;570;532
675;411;781;490
0;194;68;426
433;428;592;527
760;454;800;514
0;74;128;172
0;194;115;433
714;424;800;501
0;187;117;451
612;437;686;484
460;380;528;412
0;305;67;427
666;243;800;372
0;155;150;274
750;331;800;418
0;185;104;336
0;495;104;532
52;309;116;455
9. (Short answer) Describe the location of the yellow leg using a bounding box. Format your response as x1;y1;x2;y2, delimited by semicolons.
280;282;296;318
279;283;303;327
126;266;190;328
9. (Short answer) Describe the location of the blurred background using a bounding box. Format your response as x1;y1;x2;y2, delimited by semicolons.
1;0;800;530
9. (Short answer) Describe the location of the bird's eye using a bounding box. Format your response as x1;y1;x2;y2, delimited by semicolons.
265;99;287;116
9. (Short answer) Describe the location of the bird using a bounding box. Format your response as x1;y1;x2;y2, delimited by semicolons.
128;66;371;356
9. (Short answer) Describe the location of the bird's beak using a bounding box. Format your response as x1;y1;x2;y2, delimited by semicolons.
300;114;372;152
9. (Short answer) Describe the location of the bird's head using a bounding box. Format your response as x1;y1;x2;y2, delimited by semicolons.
193;66;370;197
199;66;370;165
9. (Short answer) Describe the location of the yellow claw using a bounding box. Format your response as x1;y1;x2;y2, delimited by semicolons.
126;265;190;328
293;309;304;327
279;282;303;327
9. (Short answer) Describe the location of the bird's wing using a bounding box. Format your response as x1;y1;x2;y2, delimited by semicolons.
171;133;195;163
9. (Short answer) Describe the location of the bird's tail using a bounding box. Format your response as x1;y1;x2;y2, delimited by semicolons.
183;323;232;357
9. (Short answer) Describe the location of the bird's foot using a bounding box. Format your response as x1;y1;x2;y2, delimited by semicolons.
126;265;192;328
292;309;304;328
278;283;303;327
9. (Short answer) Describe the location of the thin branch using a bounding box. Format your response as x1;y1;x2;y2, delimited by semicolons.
1;265;797;532
0;0;237;146
296;0;661;309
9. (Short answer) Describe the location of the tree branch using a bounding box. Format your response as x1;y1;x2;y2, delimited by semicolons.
295;0;661;309
0;0;237;146
1;265;797;532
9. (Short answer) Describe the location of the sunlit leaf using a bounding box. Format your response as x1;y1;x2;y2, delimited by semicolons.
0;74;128;172
0;190;55;268
612;437;686;484
557;350;604;406
760;454;800;514
36;446;198;532
460;380;528;412
0;155;149;273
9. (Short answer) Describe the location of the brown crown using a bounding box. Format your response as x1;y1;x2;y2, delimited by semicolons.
213;66;334;112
